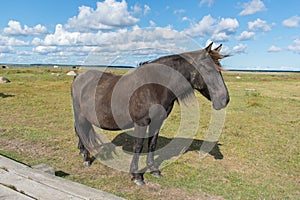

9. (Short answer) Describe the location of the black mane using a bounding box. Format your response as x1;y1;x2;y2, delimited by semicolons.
138;54;183;67
138;60;151;66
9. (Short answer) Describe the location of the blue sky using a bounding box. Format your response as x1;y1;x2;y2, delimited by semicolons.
0;0;299;70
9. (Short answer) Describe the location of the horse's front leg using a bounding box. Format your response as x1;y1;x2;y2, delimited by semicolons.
130;124;147;185
147;119;163;178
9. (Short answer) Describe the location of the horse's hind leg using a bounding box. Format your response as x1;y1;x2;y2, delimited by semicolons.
147;119;163;178
130;124;147;185
75;126;94;166
72;85;95;167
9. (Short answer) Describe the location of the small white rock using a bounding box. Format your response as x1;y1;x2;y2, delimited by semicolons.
0;76;10;83
66;71;77;76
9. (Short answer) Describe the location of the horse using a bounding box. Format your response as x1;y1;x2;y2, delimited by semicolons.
71;42;230;185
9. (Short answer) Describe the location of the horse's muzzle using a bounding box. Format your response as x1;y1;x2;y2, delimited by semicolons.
212;93;230;110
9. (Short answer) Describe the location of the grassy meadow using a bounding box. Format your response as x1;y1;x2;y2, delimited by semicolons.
0;67;299;199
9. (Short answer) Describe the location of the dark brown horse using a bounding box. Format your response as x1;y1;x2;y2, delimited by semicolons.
71;42;230;185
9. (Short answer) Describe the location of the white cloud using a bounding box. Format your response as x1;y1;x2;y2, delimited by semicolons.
132;5;142;14
215;18;239;34
132;4;151;15
183;15;215;37
3;20;48;36
37;24;148;48
33;46;59;55
24;24;191;65
149;20;156;27
287;38;300;54
199;0;216;7
236;31;255;40
174;9;185;14
78;26;189;65
144;5;151;15
0;46;14;53
248;18;272;32
66;0;139;31
132;26;184;42
41;24;81;46
267;45;282;52
213;18;239;42
0;35;29;46
183;15;239;42
211;32;230;42
239;0;266;16
220;45;230;55
282;16;300;28
233;44;247;54
182;17;190;22
184;15;238;40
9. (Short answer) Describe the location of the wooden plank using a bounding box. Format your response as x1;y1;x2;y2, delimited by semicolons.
0;155;124;200
0;184;34;200
0;169;82;200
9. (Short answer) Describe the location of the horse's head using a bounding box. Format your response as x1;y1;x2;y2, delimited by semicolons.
182;42;230;110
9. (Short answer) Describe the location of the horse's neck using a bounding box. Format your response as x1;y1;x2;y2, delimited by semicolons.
152;55;190;75
146;56;194;100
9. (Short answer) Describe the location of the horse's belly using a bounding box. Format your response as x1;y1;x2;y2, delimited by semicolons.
96;110;134;130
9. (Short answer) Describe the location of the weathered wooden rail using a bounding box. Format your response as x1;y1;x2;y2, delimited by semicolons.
0;155;124;200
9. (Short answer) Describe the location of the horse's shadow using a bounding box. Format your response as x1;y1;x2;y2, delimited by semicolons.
0;93;14;98
108;131;223;165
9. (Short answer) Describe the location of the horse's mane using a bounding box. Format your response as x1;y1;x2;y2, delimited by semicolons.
138;60;151;66
138;50;227;72
138;54;183;67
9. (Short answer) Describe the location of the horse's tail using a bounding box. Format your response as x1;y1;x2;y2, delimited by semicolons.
71;78;103;155
74;116;101;154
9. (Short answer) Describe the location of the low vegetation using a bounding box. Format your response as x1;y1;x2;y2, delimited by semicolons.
0;68;299;199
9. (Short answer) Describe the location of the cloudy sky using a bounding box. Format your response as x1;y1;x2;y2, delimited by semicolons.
0;0;299;70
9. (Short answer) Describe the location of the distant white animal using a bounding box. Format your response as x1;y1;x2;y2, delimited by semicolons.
0;76;10;83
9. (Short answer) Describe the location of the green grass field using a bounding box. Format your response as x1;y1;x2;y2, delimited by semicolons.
0;68;299;199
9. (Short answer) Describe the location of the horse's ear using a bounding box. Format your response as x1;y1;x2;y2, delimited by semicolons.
214;44;222;52
205;42;213;52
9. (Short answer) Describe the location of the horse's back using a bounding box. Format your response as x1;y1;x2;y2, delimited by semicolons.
72;70;119;93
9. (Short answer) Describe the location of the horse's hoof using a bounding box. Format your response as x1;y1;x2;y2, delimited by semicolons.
133;179;145;186
151;171;163;178
83;161;91;167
